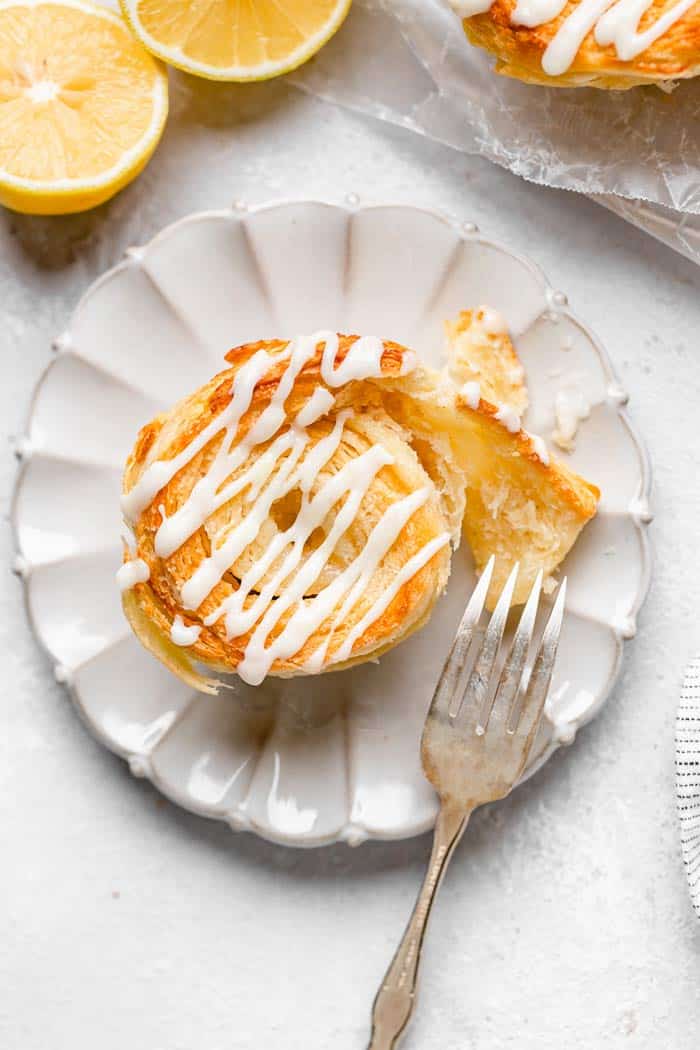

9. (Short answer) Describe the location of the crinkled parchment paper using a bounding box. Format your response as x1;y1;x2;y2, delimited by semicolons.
291;0;700;235
596;196;700;264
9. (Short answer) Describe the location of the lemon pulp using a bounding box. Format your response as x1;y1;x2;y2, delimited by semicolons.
0;0;168;214
121;0;352;81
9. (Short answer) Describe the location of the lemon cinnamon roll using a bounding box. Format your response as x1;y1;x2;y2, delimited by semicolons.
119;324;599;692
119;333;460;690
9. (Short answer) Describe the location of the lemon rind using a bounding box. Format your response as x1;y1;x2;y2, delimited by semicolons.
119;0;351;82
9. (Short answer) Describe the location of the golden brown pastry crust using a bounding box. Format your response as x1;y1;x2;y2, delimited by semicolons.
121;329;600;690
461;0;700;88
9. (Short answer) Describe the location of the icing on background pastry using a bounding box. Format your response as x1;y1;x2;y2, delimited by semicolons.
450;0;700;88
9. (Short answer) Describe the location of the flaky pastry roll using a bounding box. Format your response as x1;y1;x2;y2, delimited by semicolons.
119;329;598;692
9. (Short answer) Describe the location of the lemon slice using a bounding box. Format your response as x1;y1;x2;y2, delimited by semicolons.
120;0;352;81
0;0;168;215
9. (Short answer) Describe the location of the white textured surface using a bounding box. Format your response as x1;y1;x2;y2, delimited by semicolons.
2;76;700;1049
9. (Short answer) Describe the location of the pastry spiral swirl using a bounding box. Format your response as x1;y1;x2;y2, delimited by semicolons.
120;333;460;689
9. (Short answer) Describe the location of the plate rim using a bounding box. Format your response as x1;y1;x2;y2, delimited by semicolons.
10;196;654;847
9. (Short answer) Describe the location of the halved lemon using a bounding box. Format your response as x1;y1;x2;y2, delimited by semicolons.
120;0;352;82
0;0;168;215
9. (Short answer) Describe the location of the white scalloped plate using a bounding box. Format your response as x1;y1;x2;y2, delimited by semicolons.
11;200;652;847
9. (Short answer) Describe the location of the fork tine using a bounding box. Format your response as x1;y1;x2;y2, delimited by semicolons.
512;578;567;750
452;561;520;723
429;556;495;719
487;570;543;731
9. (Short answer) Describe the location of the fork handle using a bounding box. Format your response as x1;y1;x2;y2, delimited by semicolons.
367;802;470;1050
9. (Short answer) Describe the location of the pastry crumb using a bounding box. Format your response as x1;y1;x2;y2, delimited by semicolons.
543;576;558;596
552;387;591;452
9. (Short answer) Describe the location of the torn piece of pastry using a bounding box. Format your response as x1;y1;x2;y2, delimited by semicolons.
449;0;700;89
119;329;599;691
381;366;599;608
445;307;528;417
437;307;598;603
455;399;598;606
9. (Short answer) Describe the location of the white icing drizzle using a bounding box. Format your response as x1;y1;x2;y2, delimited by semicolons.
512;0;566;24
460;380;482;410
123;332;445;685
594;0;697;59
170;614;202;646
474;305;508;336
494;403;522;433
294;386;335;427
116;558;150;592
449;0;493;15
121;524;137;556
303;487;435;674
552;386;591;451
528;432;551;465
509;0;695;76
121;349;273;525
333;533;451;664
234;459;427;686
542;0;616;74
319;333;387;386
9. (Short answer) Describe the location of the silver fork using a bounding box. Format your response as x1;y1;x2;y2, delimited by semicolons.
367;556;567;1050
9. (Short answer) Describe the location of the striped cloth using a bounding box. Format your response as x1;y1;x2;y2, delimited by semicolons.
677;658;700;919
